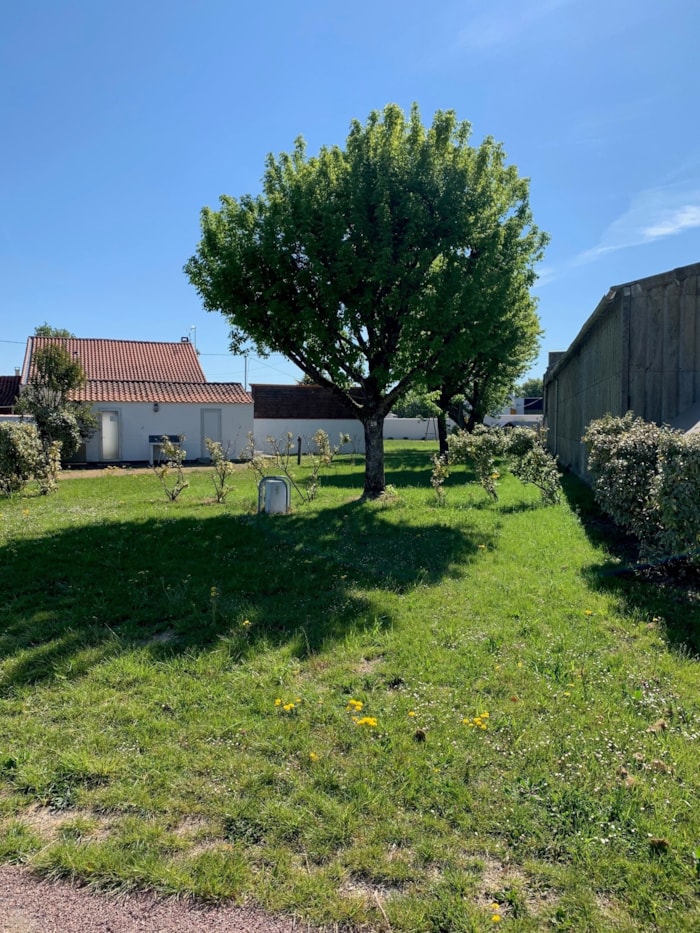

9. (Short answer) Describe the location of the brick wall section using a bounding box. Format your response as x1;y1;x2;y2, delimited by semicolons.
251;384;362;420
0;375;20;412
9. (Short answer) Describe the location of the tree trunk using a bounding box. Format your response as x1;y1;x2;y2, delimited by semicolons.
437;412;448;457
362;415;386;498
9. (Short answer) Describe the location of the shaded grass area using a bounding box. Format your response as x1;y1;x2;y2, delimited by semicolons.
0;443;698;932
561;471;700;654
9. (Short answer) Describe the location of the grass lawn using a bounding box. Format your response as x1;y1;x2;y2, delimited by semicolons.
0;441;698;931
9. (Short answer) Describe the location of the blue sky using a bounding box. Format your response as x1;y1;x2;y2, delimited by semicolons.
2;0;699;388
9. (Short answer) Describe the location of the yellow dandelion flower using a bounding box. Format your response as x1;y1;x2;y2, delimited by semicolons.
309;752;319;762
584;609;594;616
408;711;416;717
491;914;502;923
481;712;489;718
354;716;377;727
283;703;295;712
563;692;571;698
274;698;282;706
242;619;252;627
346;699;363;712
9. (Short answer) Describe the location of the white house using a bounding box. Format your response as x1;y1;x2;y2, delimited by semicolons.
21;336;253;463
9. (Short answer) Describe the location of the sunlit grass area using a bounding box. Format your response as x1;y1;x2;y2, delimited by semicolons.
1;443;698;931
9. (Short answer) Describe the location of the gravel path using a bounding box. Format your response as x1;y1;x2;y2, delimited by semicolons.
0;866;316;933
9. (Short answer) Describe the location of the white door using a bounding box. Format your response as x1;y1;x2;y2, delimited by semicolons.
201;408;222;459
101;411;120;460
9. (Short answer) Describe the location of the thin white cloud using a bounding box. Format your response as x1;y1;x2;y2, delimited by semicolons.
533;265;557;288
643;205;700;238
577;181;700;263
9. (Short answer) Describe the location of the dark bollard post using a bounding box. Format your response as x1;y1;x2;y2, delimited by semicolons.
297;436;302;465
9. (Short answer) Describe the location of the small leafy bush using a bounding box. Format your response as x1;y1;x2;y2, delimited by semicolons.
244;430;347;503
430;453;450;506
152;435;189;501
205;438;235;503
509;430;561;505
582;413;664;548
448;425;560;504
448;425;505;500
0;422;59;496
654;431;700;560
583;412;700;562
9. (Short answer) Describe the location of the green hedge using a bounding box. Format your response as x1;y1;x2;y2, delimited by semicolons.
583;412;700;563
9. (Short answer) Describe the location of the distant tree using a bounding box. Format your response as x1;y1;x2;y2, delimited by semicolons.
34;323;76;337
186;103;546;497
514;376;543;398
16;343;96;463
391;388;440;419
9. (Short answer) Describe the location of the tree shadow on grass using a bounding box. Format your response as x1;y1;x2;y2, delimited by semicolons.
560;470;700;656
0;500;489;693
321;444;443;491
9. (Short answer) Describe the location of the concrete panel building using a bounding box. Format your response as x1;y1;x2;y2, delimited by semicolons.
544;261;700;478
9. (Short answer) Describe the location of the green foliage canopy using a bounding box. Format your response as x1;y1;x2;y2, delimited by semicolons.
186;103;546;496
515;376;544;398
16;343;95;463
34;323;76;338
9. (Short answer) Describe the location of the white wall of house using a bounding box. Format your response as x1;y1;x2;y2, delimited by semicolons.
83;402;254;463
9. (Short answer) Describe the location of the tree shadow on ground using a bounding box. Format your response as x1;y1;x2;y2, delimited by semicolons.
560;470;700;655
0;500;490;693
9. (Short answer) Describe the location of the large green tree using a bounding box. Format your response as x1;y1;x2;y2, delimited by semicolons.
186;104;546;497
16;343;96;462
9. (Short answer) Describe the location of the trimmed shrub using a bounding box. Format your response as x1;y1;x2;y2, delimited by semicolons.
448;425;561;504
583;413;665;548
448;425;505;500
509;433;561;505
583;412;700;563
653;431;700;561
0;422;58;496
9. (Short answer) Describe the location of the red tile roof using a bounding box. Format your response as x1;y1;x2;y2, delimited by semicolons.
71;381;252;404
24;337;206;383
22;337;252;405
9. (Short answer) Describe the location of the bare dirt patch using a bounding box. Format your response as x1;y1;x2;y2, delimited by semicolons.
0;864;315;933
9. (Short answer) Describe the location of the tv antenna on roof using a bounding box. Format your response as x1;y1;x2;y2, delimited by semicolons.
189;325;197;349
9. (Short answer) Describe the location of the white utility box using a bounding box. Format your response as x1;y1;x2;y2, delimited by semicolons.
258;476;291;514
